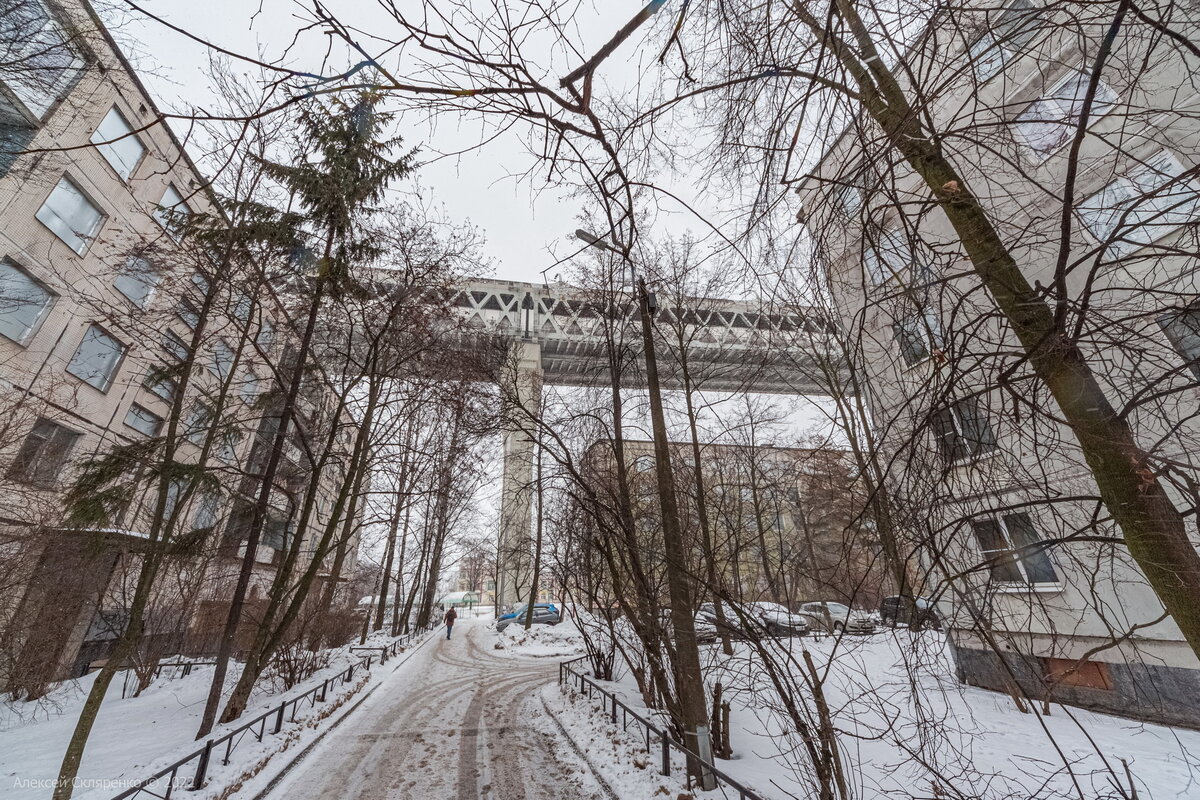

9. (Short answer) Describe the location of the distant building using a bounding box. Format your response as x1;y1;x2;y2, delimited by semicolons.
583;438;886;611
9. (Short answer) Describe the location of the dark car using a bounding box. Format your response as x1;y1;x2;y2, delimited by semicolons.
495;604;562;632
879;596;941;630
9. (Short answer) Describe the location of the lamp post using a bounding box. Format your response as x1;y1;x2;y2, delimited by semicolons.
575;230;716;790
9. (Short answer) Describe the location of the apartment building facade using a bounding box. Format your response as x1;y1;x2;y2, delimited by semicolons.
797;1;1200;723
585;438;885;610
0;0;357;692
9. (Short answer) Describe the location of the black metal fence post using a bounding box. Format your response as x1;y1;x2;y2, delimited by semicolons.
192;739;213;790
273;703;285;734
660;733;670;776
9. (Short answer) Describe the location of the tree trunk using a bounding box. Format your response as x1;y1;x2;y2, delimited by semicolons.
197;237;331;738
818;0;1200;657
524;442;544;631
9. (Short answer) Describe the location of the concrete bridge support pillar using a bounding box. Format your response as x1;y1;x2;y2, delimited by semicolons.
496;339;542;613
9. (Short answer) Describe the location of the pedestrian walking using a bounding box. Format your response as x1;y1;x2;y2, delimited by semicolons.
444;606;457;640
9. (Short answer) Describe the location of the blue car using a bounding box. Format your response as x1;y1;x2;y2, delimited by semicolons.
498;602;558;622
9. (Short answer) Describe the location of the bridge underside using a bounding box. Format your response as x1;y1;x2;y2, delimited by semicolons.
421;278;849;610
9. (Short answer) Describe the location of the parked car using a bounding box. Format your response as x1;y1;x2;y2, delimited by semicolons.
879;596;941;630
497;602;558;623
697;601;809;638
495;604;561;632
798;602;876;635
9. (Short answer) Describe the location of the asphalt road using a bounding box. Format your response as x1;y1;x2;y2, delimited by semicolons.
264;616;607;800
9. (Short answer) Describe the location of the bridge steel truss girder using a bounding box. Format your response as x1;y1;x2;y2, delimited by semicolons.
438;279;847;611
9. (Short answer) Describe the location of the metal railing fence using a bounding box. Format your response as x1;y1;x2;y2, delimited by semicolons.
110;623;435;800
558;656;765;800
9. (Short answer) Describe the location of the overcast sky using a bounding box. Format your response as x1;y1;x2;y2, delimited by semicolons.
106;1;841;468
108;1;665;286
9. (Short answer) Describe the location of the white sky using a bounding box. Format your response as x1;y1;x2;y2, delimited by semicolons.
107;1;665;285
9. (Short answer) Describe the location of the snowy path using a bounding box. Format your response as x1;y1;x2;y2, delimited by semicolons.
261;617;607;800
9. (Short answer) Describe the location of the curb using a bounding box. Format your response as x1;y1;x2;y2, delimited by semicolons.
247;629;439;800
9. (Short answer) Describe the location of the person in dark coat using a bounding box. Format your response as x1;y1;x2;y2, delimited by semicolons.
444;607;457;639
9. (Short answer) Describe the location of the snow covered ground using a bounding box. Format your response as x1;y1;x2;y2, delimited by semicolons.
546;624;1200;800
0;630;436;800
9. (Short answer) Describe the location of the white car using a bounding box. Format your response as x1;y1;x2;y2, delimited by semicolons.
798;601;876;635
698;600;810;638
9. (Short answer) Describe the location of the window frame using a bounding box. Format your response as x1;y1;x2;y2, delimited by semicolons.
35;175;105;254
154;183;193;239
113;256;160;310
143;367;176;402
971;512;1061;587
0;0;85;119
89;105;147;181
892;307;943;367
1158;299;1200;382
1013;68;1118;162
66;323;127;392
123;403;164;437
163;329;189;362
0;258;55;345
968;0;1040;84
931;397;998;465
210;337;235;380
7;417;81;488
1077;149;1200;255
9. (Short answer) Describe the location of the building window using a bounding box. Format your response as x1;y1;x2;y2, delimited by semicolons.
1158;301;1200;382
969;0;1039;83
931;397;997;463
971;513;1059;585
7;417;81;487
67;324;126;391
163;330;188;361
892;309;943;366
1014;69;1117;160
191;490;220;531
123;403;163;437
257;316;274;352
210;338;234;380
144;367;176;401
113;257;160;309
178;297;200;330
90;106;145;180
36;176;104;254
0;259;53;344
185;402;212;446
155;184;192;238
233;291;252;324
217;429;241;463
262;515;290;551
1077;149;1200;254
864;226;927;285
0;0;84;118
241;371;260;403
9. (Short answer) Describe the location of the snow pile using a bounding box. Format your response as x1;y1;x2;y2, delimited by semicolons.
556;630;1200;800
0;632;435;800
492;620;586;658
539;682;696;800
